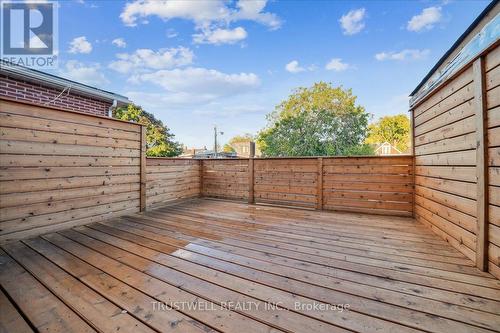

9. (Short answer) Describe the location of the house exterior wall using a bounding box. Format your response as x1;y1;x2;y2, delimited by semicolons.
232;141;261;157
0;74;110;117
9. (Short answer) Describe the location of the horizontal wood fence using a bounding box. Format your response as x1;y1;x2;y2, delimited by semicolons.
322;157;414;215
146;158;200;208
0;98;144;242
254;158;318;208
199;156;414;216
410;42;500;277
201;159;250;200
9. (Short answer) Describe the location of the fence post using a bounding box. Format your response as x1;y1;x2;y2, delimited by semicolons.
199;159;204;198
139;125;147;212
410;109;416;218
473;57;489;271
248;142;255;204
317;157;323;210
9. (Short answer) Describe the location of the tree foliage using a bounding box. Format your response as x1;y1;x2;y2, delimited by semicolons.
223;133;255;153
365;114;410;152
113;104;183;157
257;82;373;157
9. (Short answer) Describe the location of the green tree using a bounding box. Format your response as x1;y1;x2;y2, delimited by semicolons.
365;114;411;152
225;134;254;150
257;82;373;157
113;104;183;157
223;144;235;153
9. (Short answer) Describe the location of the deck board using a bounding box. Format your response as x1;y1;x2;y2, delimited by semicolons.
1;198;500;332
0;289;33;333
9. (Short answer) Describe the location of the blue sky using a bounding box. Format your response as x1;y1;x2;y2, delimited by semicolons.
50;0;490;147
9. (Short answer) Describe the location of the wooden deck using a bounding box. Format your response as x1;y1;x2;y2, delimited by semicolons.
1;199;500;333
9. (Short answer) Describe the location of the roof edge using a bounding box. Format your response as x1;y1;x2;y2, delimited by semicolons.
1;60;130;105
410;0;498;97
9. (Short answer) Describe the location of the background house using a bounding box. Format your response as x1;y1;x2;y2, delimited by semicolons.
373;142;403;155
231;141;261;158
0;61;129;117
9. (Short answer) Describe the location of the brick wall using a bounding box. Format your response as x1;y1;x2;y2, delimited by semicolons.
0;74;111;117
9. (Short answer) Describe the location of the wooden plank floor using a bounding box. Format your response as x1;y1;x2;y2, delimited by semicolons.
1;198;500;333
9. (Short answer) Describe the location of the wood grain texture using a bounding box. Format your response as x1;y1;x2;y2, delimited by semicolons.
199;156;413;216
412;59;479;262
2;199;499;333
474;57;489;271
145;158;201;208
140;126;147;212
317;158;323;210
487;44;500;279
0;99;142;242
248;158;255;204
412;44;500;271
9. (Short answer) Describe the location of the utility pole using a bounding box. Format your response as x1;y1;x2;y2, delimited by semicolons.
213;125;224;158
214;125;217;159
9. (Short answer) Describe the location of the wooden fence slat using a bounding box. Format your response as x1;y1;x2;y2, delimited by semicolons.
0;99;143;242
140;126;147;212
248;158;255;204
474;57;489;271
317;158;323;210
411;108;416;218
199;160;204;198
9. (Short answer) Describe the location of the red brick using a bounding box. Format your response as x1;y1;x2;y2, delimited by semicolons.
1;74;111;116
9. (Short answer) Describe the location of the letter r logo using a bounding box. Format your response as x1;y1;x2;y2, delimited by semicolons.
2;2;54;55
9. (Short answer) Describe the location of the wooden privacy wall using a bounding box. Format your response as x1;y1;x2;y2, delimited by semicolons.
254;158;318;208
322;156;414;216
146;158;200;208
487;45;500;278
0;98;144;242
412;63;479;263
411;43;500;277
201;159;249;200
200;156;414;216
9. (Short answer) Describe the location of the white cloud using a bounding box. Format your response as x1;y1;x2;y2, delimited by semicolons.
59;60;109;87
68;36;92;54
325;58;350;71
121;0;226;26
131;67;260;96
126;67;261;121
407;7;442;32
339;8;366;35
112;38;127;48
307;64;318;71
126;91;215;108
121;0;281;28
120;0;281;44
232;0;281;30
375;49;430;61
285;60;305;73
128;67;260;108
166;28;178;38
109;47;194;73
193;26;247;45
